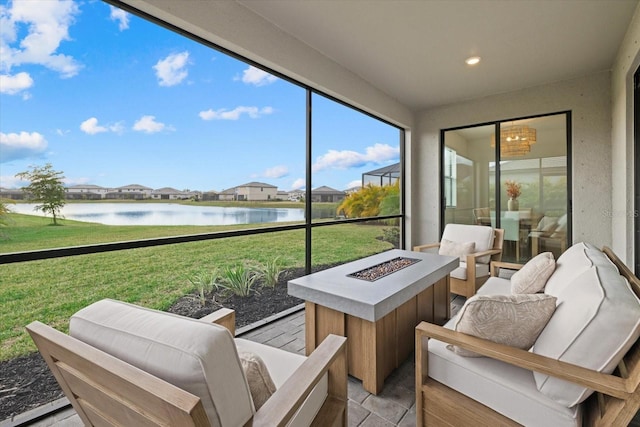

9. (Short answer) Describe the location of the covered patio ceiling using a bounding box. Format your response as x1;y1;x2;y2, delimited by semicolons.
113;0;638;112
234;0;637;111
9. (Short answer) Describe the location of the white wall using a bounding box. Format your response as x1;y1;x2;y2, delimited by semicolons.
612;4;640;265
412;72;612;249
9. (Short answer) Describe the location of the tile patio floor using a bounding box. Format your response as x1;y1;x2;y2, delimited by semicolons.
7;296;640;427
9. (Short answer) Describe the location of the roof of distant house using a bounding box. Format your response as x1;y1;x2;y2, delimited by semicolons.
237;181;277;188
66;184;106;189
153;187;183;193
313;186;345;194
117;184;153;190
363;163;400;176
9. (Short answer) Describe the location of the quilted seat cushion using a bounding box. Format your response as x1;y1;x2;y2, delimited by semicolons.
70;299;254;427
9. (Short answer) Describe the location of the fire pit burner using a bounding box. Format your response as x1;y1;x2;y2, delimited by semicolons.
347;256;421;282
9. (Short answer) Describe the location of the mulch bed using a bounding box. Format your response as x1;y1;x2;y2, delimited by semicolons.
0;266;316;422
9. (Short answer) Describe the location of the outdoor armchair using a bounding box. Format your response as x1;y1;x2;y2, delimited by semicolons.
27;299;348;427
413;224;504;298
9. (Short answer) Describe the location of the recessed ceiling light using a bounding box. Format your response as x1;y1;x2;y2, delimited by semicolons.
465;56;481;66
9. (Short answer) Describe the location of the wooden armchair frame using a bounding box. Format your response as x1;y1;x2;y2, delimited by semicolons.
414;228;504;298
27;308;348;427
415;247;640;426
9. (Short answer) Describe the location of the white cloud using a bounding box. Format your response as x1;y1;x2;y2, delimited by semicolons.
109;6;129;31
0;71;33;94
312;143;399;172
62;176;90;186
263;165;288;179
199;106;274;121
345;180;362;190
80;117;107;135
79;117;125;135
133;115;169;133
239;66;277;86
291;178;305;190
0;174;25;189
0;0;81;78
0;131;47;162
153;51;189;87
109;121;125;135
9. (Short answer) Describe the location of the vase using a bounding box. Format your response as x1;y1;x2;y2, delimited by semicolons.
508;197;519;211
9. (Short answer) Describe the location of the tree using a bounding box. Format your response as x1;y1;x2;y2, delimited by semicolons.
0;198;14;227
16;164;66;225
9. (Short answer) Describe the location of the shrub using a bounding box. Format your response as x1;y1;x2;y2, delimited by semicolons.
219;264;260;297
255;256;284;288
186;269;219;306
381;227;400;247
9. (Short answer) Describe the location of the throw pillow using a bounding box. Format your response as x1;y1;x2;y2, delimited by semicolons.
448;293;557;357
239;351;277;410
510;252;556;294
439;239;476;262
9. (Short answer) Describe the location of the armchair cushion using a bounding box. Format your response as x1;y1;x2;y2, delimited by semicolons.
441;224;495;264
510;252;556;294
448;293;557;357
438;238;475;261
69;299;254;427
450;262;490;280
235;338;329;427
239;351;276;410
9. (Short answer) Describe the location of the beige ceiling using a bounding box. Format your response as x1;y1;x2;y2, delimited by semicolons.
237;0;638;111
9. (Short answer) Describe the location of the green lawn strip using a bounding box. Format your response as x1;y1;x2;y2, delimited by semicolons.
1;223;393;361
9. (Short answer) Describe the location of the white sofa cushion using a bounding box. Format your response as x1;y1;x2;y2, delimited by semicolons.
450;262;490;280
235;338;328;427
441;224;495;264
543;242;592;296
510;252;556;294
449;293;557;357
534;246;640;407
428;277;581;426
439;238;475;261
70;299;253;427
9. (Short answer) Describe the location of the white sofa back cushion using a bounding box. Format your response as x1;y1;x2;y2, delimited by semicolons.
441;224;495;264
533;248;640;407
543;242;592;296
70;299;254;427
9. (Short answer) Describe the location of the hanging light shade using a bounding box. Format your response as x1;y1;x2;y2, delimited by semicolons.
491;125;537;157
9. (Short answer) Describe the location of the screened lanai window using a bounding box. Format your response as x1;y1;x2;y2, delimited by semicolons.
0;3;404;414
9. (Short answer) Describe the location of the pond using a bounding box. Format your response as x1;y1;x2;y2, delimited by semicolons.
9;203;306;226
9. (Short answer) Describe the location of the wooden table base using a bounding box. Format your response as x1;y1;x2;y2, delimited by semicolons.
304;275;450;394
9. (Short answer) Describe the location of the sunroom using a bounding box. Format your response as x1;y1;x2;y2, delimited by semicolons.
3;0;640;426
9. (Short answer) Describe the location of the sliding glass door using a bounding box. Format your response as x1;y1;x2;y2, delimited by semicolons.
443;113;570;262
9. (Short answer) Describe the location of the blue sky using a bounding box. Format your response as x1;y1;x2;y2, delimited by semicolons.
0;0;400;192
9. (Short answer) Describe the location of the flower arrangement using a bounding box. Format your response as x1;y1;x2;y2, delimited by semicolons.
505;180;521;199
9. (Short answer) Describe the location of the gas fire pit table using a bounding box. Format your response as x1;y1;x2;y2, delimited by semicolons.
288;249;458;394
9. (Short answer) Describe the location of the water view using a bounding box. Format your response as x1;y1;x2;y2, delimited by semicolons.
9;203;306;226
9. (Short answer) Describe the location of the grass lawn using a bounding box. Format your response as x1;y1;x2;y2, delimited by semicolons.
0;213;395;361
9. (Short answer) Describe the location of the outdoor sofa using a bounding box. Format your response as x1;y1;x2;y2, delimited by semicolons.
416;242;640;426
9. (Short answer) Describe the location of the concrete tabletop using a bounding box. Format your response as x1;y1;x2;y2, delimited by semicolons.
288;249;458;322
